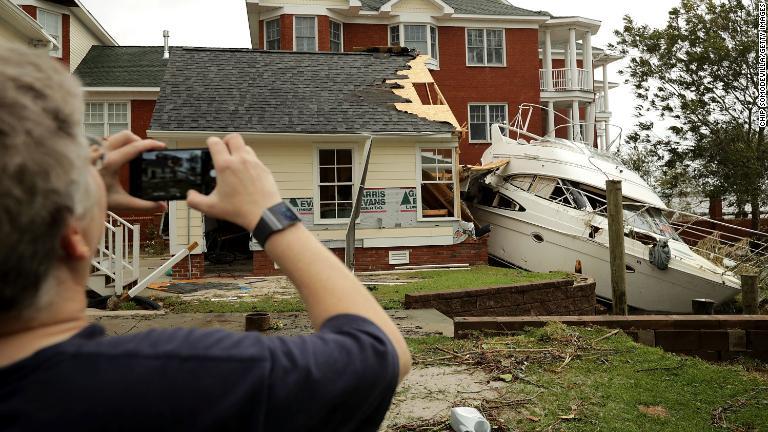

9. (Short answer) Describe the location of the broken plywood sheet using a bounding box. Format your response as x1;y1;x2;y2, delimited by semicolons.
388;55;461;130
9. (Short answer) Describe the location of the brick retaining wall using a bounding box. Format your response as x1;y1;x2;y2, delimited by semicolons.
404;277;595;318
251;237;488;276
454;315;768;361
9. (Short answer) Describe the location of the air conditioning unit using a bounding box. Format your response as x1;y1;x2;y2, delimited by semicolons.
389;250;410;265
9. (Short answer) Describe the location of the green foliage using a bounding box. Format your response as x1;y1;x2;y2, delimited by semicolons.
611;0;768;225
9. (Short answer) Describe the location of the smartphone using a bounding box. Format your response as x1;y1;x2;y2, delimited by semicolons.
129;149;215;201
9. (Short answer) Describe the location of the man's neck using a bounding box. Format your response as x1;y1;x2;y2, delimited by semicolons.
0;271;88;367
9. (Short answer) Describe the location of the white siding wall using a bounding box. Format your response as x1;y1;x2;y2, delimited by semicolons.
170;201;205;255
391;0;440;13
69;13;100;71
168;135;455;250
366;141;418;188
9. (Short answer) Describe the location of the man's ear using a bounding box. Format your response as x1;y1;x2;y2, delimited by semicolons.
59;222;91;260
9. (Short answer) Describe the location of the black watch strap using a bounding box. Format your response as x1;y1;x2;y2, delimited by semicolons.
252;202;301;247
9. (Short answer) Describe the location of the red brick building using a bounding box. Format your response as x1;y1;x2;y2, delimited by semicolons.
245;0;621;164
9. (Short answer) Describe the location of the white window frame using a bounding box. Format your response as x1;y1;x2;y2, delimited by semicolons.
293;16;318;52
83;101;131;138
388;23;439;66
264;18;281;50
465;28;506;67
329;20;343;52
37;8;62;58
416;145;459;221
313;144;357;224
468;103;508;143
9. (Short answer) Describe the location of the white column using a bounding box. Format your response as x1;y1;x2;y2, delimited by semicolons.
568;28;577;90
597;121;606;150
583;30;593;90
602;62;610;112
585;102;595;146
547;101;555;136
544;30;553;91
604;121;612;150
571;100;580;141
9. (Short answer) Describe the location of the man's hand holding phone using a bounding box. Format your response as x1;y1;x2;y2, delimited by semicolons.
99;131;167;213
186;134;283;232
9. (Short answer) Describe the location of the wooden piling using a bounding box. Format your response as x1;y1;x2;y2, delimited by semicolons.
606;180;628;315
742;274;759;315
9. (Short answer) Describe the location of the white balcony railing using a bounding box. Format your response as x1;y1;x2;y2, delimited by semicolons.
539;68;592;92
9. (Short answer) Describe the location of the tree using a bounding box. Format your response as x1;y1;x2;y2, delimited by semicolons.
611;0;767;230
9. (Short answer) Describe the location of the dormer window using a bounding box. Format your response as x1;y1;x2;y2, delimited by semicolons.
265;18;280;50
294;16;317;52
37;9;61;58
388;24;439;63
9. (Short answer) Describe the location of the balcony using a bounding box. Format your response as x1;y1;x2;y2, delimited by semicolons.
539;68;592;92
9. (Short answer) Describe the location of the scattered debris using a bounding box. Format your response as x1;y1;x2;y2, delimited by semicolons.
711;386;768;429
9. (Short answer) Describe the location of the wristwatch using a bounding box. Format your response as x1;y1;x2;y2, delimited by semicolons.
252;202;301;247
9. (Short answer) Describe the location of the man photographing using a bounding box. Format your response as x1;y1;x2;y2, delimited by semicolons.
0;43;411;431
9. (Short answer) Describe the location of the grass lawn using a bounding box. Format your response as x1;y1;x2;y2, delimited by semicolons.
402;324;768;432
157;265;566;313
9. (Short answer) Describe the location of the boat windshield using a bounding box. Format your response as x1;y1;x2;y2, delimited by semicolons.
623;205;681;241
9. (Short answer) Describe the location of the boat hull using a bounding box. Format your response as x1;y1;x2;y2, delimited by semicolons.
473;205;741;312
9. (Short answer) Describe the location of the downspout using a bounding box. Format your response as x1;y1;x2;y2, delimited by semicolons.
345;136;373;270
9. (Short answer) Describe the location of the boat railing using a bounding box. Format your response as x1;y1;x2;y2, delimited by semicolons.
502;177;766;280
508;103;624;152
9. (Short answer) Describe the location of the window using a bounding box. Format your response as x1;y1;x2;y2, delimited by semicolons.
430;26;438;62
466;28;504;66
330;20;342;52
419;147;456;219
265;19;280;50
84;102;129;137
468;104;507;142
294;16;317;52
389;25;400;46
317;148;354;221
388;24;439;61
404;25;428;54
37;9;61;58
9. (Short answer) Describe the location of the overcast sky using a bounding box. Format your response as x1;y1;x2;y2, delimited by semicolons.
79;0;679;141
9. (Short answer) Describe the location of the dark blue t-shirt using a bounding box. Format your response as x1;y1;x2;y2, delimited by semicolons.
0;314;399;431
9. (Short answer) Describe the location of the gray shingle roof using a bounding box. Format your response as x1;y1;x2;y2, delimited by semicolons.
74;46;168;87
360;0;546;16
149;48;455;135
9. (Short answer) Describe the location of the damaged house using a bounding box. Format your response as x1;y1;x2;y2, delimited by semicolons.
141;47;486;277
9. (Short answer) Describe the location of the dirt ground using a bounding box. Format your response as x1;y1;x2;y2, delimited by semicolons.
98;270;507;430
89;309;451;338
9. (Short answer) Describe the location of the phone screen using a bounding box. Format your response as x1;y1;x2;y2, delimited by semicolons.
129;149;215;201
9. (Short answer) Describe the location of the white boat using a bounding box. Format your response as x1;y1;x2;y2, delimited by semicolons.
463;105;764;312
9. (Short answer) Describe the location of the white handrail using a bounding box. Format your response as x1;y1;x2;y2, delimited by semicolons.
539;68;592;91
91;211;142;295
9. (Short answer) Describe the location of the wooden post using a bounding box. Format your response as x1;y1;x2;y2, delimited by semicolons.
606;179;628;315
742;274;759;315
345;136;373;270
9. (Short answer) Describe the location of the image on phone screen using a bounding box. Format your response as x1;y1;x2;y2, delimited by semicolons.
130;149;215;201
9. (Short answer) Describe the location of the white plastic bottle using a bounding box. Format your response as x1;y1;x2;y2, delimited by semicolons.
450;407;491;432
